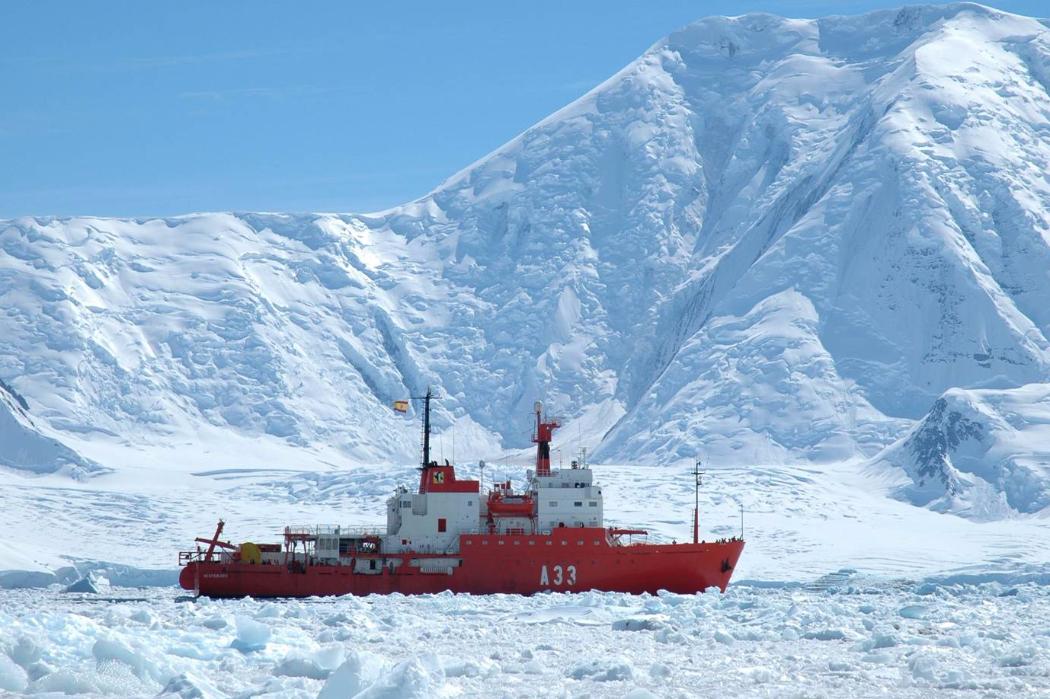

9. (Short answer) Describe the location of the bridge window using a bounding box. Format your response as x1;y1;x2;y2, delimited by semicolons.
589;502;598;507
574;502;582;507
549;501;557;507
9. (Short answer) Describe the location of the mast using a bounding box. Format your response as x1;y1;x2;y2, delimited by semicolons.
693;459;704;545
421;387;432;468
414;387;438;494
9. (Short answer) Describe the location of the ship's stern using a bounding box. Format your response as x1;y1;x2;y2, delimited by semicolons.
178;563;197;594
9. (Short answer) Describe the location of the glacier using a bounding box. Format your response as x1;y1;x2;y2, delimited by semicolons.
1;4;1050;582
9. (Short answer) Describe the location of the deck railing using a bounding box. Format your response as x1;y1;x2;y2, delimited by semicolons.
283;525;384;538
178;549;235;565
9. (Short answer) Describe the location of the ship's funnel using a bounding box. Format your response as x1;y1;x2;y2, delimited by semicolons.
532;402;559;477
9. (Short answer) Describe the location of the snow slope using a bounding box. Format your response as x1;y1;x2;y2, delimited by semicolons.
0;377;102;479
2;3;1050;581
874;383;1050;518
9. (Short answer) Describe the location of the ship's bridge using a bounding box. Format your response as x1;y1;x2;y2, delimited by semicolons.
529;461;603;531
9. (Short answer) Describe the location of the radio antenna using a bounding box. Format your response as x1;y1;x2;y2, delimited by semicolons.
693;459;705;545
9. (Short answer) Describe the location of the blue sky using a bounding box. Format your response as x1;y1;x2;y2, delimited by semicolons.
1;1;1044;218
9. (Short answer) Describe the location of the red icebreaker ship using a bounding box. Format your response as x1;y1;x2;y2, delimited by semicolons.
179;392;744;597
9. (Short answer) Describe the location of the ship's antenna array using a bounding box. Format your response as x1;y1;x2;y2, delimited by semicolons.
579;415;588;466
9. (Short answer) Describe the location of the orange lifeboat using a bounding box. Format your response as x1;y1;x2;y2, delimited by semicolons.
487;481;534;518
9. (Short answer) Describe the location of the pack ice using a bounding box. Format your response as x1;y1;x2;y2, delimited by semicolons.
2;581;1050;697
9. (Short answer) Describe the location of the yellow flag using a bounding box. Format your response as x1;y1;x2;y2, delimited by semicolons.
393;400;409;413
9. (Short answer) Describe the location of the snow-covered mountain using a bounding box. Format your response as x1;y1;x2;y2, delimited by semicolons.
874;383;1050;519
2;4;1050;526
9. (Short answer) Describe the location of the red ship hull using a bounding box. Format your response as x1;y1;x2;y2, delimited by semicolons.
180;528;744;598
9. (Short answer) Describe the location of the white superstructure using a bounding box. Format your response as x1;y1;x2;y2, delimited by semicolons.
529;462;604;531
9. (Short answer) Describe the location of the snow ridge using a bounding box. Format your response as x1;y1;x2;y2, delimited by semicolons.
875;384;1050;519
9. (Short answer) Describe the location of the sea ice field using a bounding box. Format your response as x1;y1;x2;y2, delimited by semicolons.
0;578;1048;698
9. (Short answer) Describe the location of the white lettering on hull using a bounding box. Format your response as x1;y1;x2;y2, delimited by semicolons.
539;564;577;587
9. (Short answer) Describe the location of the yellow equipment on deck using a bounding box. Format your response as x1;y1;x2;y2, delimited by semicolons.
239;542;262;564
